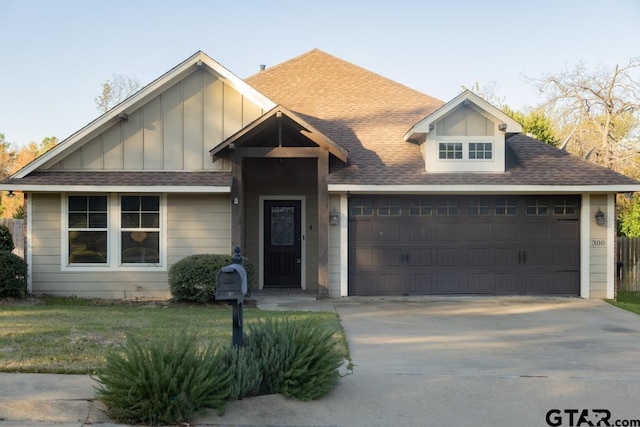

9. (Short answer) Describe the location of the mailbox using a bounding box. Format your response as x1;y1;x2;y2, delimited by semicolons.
215;264;247;301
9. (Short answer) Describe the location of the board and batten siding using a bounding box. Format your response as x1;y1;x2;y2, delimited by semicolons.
588;194;610;298
47;69;263;172
29;192;231;299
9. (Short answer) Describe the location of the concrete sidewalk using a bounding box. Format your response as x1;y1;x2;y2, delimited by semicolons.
2;295;640;426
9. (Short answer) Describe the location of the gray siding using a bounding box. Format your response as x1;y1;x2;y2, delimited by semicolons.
29;192;231;299
48;70;263;172
436;105;495;136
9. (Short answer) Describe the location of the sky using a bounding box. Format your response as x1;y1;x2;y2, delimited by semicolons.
1;0;639;146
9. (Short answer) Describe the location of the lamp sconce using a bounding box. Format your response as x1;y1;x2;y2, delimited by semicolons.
428;123;435;131
118;112;129;121
6;190;14;199
498;123;507;131
595;209;605;226
329;210;340;226
233;197;239;205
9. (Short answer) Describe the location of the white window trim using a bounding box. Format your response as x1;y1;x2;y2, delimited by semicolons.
61;192;168;272
437;140;494;162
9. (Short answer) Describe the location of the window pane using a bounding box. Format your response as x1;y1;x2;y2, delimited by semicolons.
141;196;160;211
69;213;87;228
89;213;107;228
88;196;107;211
351;198;374;217
121;213;139;228
121;196;140;211
270;207;294;246
378;198;401;216
141;213;159;228
121;231;160;263
69;196;87;211
69;231;107;263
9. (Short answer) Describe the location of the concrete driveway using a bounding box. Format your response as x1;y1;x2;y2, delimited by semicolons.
216;295;640;427
2;296;640;426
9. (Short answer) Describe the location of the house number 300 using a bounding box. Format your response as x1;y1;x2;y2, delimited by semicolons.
590;239;606;247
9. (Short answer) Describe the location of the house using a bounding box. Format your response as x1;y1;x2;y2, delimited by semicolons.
2;49;639;299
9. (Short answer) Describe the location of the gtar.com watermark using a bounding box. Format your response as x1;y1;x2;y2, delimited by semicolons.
546;409;640;426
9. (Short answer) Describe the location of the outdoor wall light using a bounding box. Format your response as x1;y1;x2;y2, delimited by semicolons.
595;209;605;226
6;191;14;198
329;210;340;226
498;123;507;131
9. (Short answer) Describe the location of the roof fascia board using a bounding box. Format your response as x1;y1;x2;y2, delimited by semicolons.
0;185;231;193
14;51;276;178
328;184;640;193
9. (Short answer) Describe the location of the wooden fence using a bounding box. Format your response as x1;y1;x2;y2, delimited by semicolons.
617;237;640;292
1;218;25;259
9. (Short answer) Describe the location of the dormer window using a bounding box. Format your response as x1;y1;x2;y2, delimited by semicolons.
438;141;493;161
469;142;492;159
439;143;463;159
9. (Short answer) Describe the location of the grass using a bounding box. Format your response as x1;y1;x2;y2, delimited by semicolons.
607;291;640;315
0;296;349;375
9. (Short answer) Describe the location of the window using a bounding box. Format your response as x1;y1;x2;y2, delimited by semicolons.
496;198;518;215
68;196;108;264
377;198;401;216
439;143;463;159
468;198;490;216
554;198;577;215
409;199;431;216
351;198;374;217
526;199;549;215
121;196;160;263
65;194;164;269
437;199;459;215
469;143;492;159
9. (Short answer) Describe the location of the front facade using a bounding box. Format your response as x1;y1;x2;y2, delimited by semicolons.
3;50;638;299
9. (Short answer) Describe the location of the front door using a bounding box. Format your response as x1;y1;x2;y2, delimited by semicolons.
264;200;302;288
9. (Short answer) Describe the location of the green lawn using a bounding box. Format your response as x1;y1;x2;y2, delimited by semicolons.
0;296;348;375
607;291;640;315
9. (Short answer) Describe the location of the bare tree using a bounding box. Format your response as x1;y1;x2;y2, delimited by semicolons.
531;58;640;171
95;74;141;113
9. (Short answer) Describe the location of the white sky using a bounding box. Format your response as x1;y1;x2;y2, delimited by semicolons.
1;0;639;146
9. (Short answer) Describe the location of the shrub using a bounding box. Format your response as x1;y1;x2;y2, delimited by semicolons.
168;254;254;303
245;316;343;400
280;319;343;400
221;345;262;400
0;225;14;252
94;332;232;425
0;252;27;298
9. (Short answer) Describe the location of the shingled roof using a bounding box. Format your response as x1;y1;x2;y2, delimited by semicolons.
247;49;638;188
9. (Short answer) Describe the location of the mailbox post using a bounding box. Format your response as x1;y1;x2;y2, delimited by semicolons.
215;247;247;347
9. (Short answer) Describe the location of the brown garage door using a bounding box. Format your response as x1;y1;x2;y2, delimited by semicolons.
349;195;580;295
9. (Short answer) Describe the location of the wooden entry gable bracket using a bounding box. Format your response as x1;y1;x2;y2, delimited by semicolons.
235;146;326;158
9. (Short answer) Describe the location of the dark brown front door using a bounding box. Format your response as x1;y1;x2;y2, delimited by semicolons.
264;200;302;288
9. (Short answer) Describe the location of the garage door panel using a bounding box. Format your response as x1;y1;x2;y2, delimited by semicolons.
436;248;460;266
495;274;523;293
495;248;519;266
378;274;402;294
436;223;460;241
522;248;551;267
526;223;550;240
353;221;374;241
553;221;579;240
374;223;401;242
552;245;580;267
468;274;494;293
467;223;492;240
380;248;402;267
434;273;462;293
408;248;433;266
467;248;493;266
409;272;433;293
493;222;519;241
354;247;375;270
407;224;433;241
351;274;375;295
